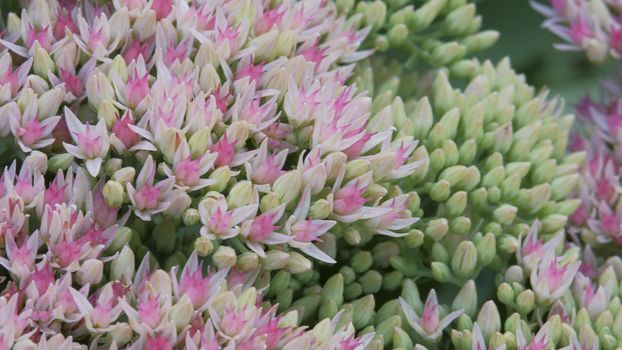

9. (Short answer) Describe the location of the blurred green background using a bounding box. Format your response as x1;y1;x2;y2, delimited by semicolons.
1;0;617;105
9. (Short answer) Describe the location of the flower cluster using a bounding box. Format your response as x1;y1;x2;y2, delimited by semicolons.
0;0;607;348
349;0;499;68
532;0;622;63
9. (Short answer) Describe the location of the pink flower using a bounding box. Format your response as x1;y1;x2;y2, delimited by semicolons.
127;155;175;220
63;107;110;177
530;251;580;304
399;289;463;342
199;197;258;240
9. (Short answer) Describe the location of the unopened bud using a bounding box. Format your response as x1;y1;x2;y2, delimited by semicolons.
77;259;104;285
183;208;200;226
34;45;55;77
287;252;312;274
477;301;501;340
111;245;135;281
103;180;125;208
309;199;332;219
273;171;302;206
194;237;214;257
261;250;290;270
169;295;193;331
208;166;233;192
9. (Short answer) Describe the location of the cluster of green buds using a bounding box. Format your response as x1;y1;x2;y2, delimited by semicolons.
341;0;499;68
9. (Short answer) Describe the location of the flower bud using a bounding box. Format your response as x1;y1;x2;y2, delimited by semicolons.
452;241;478;279
108;322;133;346
194;237;214;257
431;261;452;282
444;4;475;35
86;70;115;109
111;245;135;282
376;316;401;346
183;208;200;226
113;167;136;185
493;204;517;225
273;170;302;206
103;180;125;208
360;270;383;294
34;45;55;77
107;227;132;254
463;30;500;53
48;153;74;172
236;251;259;271
515;290;535;315
405;229;424;248
497;283;514;304
344;283;363;300
208;166;234;192
287;252;312;274
261;250;289;270
452;280;477;317
164;190;192;218
260;192;281;213
351;251;373;273
446;191;467;217
388;24;409;46
213;246;237;269
411;0;446;30
309;199;332;219
477;301;501;341
476;233;496;266
365;1;386;31
169;295;194;331
430;180;451;202
77;259;104;285
322;274;344;307
426;218;449;241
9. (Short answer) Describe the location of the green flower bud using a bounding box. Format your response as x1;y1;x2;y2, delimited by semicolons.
207;166;233;192
541;214;567;233
194;237;214;257
261;250;289;270
430;180;451;202
360;270;383;294
318;300;338;320
451;241;478;278
393;326;414;349
182;208;200;226
405;229;425;248
451;329;471;350
309;199;332;219
273;170;302;205
477;301;501;341
426;218;449;241
383;271;404;291
388;24;409;46
446;191;468;217
462;30;500;53
431;261;452;282
291;295;321;323
431;242;449;263
34;45;55;77
269;271;291;297
237;252;259;271
259;192;281;213
286;252;312;274
322;274;345;307
111;245;135;282
213;246;237;269
48;153;75;173
227;180;254;208
515;290;535;315
459;139;478;164
452;280;477;317
376;316;401;346
344;282;363;300
365;1;387;31
352;295;375;329
276;289;293;311
153;218;178;255
103;180;125;208
352;251;373;274
476;233;496;266
497;283;515;305
411;0;447;31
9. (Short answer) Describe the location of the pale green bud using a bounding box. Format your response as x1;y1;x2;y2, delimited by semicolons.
107;227;132;254
181;208;199;226
261;250;289;270
550;174;580;201
322;274;344;308
344;227;362;246
477;301;501;340
470;188;488;209
482;166;505;188
401;279;423;313
494;204;517;225
393;327;413;349
213;246;237;269
405;229;424;248
291;295;321;323
103;180;125;208
497;283;514;305
113;167;136;185
476;233;496;266
352;251;373;274
237;252;259;271
287;252;312;274
432;42;467;67
345;159;370;180
459;139;478;164
411;0;447;30
430;148;447;173
360;270;383;294
337;0;355;13
273;170;302;205
48;153;74;173
463;30;500;53
344;283;363;300
207;166;233;192
430;180;451;202
309;199;332;219
376;316;401;346
365;1;387;31
318;300;338;320
169;295;193;331
431;242;449;263
453;280;477;317
77;258;104;286
413;97;434;140
426;218;449;241
104;159;122;177
515;290;535;315
269;271;291;297
452;241;478;278
227;180;254;208
111;245;135;281
445;4;475;35
431;261;452;282
451;216;472;235
446;191;468;217
98;100;118;129
86;70;115;109
274;30;296;58
34;45;55;77
388;24;409;46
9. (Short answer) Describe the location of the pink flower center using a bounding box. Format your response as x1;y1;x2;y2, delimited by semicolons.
252;155;283;184
180;269;210;307
151;0;173;20
334;182;367;215
237;63;264;83
545;260;569;293
126;73;149;108
221;308;247;335
569;18;593;45
292;221;320;243
211;135;236;167
54;11;78;39
53;240;82;268
112;114;140;148
124;40;151;63
134;184;161;210
76;125;103;158
16;118;45;146
138;296;161;328
249;213;279;242
174;156;202;186
421;303;439;335
207;207;233;235
60;69;84;98
26;24;51;51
